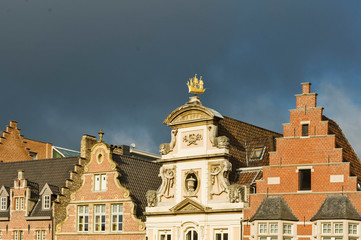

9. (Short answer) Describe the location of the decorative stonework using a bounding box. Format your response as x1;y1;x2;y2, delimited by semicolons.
228;184;245;203
183;133;202;146
158;166;175;198
184;169;199;196
159;129;178;155
208;125;230;149
210;160;232;196
146;190;158;207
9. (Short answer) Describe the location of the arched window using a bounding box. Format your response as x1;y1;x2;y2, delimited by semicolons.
186;229;198;240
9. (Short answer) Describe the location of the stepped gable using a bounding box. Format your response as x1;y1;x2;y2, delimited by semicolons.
250;196;298;222
325;116;361;184
311;195;361;221
112;154;161;221
218;116;282;170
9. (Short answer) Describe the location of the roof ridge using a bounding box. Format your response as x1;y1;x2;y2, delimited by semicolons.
0;156;81;166
114;154;161;166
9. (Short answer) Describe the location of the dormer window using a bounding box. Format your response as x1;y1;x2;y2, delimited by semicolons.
251;147;265;160
29;152;37;160
43;195;50;209
0;197;6;210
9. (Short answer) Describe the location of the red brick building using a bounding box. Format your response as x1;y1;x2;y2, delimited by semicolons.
54;133;161;240
243;83;361;240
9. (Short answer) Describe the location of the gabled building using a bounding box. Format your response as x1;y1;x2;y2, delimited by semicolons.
145;95;281;240
0;156;81;240
243;83;361;240
54;133;161;240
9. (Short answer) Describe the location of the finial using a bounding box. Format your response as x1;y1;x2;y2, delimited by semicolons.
98;129;104;142
186;74;206;95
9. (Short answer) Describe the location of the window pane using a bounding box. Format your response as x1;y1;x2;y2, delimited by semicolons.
101;174;107;190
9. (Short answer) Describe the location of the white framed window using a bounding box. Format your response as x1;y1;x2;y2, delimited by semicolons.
270;223;278;234
160;231;172;240
334;223;343;234
14;230;23;240
322;223;331;234
185;229;198;240
20;198;24;210
259;223;267;234
349;223;358;235
1;197;6;210
43;195;50;209
111;204;123;232
14;197;24;210
94;204;106;232
258;237;277;240
35;230;46;240
283;224;292;235
94;174;107;191
214;229;228;240
77;205;89;232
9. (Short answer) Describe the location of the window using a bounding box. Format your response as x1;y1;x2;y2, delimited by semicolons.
186;229;198;240
111;204;123;232
334;223;343;234
160;231;172;240
35;230;46;240
94;204;106;232
14;197;24;210
215;229;228;240
299;169;311;190
302;124;309;136
43;195;50;209
77;205;89;232
1;197;7;210
270;224;278;234
251;147;265;160
259;223;267;234
349;224;358;235
322;223;331;234
29;152;37;160
283;224;292;235
94;174;107;191
14;230;23;240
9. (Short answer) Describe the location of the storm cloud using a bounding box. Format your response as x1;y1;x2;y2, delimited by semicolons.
1;0;361;156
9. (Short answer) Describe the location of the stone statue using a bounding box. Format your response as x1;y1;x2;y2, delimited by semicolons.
228;184;245;203
158;166;175;198
146;190;158;207
210;160;232;195
208;125;230;149
159;129;178;155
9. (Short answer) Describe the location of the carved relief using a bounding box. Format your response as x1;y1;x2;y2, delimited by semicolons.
183;133;202;146
228;184;245;203
146;190;158;207
158;166;175;199
184;169;199;196
210;160;232;196
159;129;178;155
173;112;209;123
208;125;230;149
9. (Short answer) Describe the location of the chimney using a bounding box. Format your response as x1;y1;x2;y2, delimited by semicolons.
301;82;311;94
18;170;24;180
81;135;97;159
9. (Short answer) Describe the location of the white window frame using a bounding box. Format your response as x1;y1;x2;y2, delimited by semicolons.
214;229;228;240
20;197;24;210
77;205;89;232
334;223;343;234
35;230;46;240
159;230;172;240
43;195;51;209
283;224;292;235
0;197;6;210
94;174;107;191
322;223;331;234
349;223;358;235
14;230;23;240
94;204;106;232
185;229;198;240
111;204;123;232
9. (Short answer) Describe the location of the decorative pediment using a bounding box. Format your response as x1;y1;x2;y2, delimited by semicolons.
164;97;223;126
0;186;9;197
170;198;210;213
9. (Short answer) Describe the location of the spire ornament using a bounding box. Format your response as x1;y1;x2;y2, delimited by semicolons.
98;129;104;142
187;74;205;95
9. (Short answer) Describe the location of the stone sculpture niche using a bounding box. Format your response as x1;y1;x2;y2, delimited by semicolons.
208;125;230;149
159;129;178;155
210;160;232;196
146;190;158;207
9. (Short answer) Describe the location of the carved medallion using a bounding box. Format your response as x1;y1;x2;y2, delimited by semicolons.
183;133;202;146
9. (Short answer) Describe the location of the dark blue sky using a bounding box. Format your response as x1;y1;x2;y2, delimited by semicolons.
1;0;361;156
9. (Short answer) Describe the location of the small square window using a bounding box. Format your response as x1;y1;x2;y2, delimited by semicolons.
270;223;278;234
283;224;292;234
334;223;343;234
349;224;358;235
259;223;267;234
322;223;331;234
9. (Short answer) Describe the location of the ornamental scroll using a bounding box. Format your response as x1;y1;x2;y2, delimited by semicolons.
158;166;176;199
